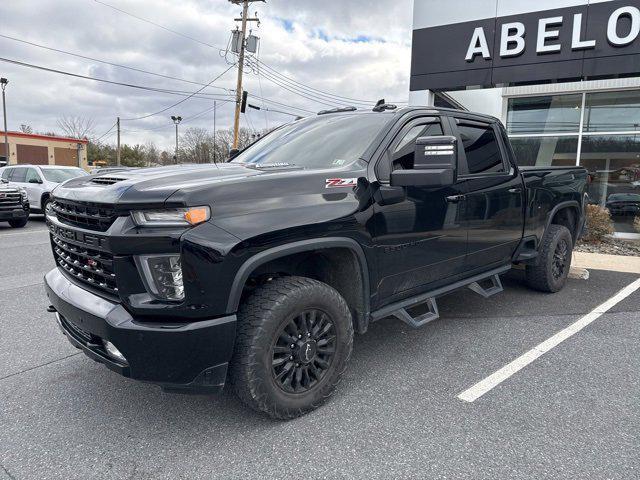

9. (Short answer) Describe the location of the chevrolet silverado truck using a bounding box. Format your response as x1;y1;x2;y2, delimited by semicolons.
0;178;29;228
44;107;588;419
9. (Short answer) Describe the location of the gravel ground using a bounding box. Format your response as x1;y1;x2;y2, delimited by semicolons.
576;238;640;256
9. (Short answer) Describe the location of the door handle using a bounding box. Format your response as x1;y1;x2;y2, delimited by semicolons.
446;195;465;204
508;188;522;194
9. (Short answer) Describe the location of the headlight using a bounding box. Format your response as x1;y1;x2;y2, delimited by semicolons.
136;254;184;301
131;206;210;227
19;188;27;202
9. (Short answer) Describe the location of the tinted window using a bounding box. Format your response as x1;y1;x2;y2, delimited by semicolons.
459;124;504;175
41;168;86;183
1;168;11;180
231;114;390;169
11;168;27;183
378;120;443;181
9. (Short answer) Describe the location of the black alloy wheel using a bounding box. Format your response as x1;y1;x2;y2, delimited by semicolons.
271;309;336;394
552;238;569;280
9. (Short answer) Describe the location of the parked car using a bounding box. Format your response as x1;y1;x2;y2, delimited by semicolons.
44;107;588;419
0;178;29;228
605;192;640;216
0;165;87;215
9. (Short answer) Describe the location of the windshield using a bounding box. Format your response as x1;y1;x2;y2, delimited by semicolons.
42;168;87;183
608;193;640;201
232;114;390;169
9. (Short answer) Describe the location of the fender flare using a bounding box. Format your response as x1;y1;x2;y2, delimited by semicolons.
226;237;371;315
543;200;581;244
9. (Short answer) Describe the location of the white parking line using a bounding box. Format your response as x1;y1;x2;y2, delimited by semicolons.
458;277;640;403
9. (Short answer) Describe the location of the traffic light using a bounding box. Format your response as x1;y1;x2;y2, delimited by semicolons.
240;91;248;113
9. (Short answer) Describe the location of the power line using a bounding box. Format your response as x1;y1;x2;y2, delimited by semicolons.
120;64;236;121
0;33;233;93
0;57;234;100
95;121;118;141
92;0;225;52
89;0;390;106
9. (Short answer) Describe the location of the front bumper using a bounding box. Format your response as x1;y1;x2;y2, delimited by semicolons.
0;207;28;220
44;267;236;393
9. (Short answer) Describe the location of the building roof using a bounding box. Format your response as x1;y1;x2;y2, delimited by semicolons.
0;131;89;144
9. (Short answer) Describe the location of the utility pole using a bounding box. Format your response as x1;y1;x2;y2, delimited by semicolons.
116;117;121;166
213;100;217;163
229;0;261;149
171;115;182;164
1;78;9;165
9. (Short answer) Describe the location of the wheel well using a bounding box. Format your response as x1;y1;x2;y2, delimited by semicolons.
550;206;578;244
40;192;50;208
241;248;369;333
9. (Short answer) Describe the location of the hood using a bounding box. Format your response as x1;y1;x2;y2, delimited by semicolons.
52;163;279;208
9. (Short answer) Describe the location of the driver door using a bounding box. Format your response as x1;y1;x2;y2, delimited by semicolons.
24;167;44;208
371;115;467;307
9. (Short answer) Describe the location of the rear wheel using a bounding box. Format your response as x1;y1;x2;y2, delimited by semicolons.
526;224;573;293
8;217;28;228
229;276;353;419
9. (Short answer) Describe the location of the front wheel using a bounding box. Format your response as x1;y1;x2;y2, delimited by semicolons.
8;217;28;228
526;224;573;293
229;276;354;419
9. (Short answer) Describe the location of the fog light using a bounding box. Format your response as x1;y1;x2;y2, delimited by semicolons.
103;340;126;363
136;254;184;301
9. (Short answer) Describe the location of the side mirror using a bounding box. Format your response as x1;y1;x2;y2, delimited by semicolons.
28;178;42;184
229;148;240;159
390;135;457;188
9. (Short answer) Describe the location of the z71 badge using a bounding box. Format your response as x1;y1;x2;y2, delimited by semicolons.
325;178;358;188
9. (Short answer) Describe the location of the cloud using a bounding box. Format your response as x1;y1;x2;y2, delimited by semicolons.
0;0;412;150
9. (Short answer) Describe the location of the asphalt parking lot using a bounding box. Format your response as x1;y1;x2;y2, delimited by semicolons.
1;217;639;480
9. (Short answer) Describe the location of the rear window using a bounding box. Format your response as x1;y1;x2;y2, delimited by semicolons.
10;168;27;182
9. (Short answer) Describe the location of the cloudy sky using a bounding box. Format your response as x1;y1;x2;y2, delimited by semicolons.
0;0;413;150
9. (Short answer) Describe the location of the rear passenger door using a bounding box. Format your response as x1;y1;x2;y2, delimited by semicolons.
452;118;525;271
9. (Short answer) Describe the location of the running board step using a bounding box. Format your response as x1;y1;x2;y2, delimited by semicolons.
468;274;503;298
391;297;439;328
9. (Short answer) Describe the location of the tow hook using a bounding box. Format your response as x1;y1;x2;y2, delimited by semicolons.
47;305;57;313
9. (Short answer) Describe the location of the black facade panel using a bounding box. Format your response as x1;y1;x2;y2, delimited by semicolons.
410;0;640;91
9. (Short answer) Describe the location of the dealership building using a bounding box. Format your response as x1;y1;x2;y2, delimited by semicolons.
410;0;640;236
0;131;88;169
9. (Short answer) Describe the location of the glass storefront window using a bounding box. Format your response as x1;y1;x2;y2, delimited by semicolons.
510;137;578;167
507;94;582;135
584;90;640;133
580;135;640;234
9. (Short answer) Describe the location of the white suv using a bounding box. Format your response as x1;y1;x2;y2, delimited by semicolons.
0;165;87;215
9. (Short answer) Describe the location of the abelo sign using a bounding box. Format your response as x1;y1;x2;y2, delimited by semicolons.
411;0;640;91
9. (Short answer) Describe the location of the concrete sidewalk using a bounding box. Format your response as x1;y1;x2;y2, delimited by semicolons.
573;251;640;274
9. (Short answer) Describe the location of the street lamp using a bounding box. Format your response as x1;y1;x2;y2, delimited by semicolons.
171;115;182;164
1;78;8;165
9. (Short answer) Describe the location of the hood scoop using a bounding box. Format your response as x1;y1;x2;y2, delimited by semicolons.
91;176;126;185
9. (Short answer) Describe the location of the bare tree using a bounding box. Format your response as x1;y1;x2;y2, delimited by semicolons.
19;124;33;134
56;115;95;139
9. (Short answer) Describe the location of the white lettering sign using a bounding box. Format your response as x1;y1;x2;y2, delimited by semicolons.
500;22;526;58
537;17;563;53
465;27;491;61
607;6;640;46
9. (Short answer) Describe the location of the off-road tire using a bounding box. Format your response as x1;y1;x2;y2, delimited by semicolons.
526;224;573;293
229;276;354;419
8;218;28;228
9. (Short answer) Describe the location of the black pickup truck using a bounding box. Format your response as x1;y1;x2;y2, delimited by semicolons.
44;107;587;419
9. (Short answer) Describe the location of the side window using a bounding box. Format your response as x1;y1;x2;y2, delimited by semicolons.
378;119;444;182
458;123;505;175
11;168;27;183
25;168;40;183
1;168;12;180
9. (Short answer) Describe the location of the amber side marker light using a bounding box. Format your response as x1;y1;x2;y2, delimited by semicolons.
185;207;210;225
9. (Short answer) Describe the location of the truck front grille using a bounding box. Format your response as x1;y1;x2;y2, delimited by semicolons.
49;225;118;297
0;191;21;210
51;199;119;232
